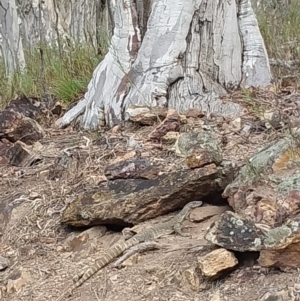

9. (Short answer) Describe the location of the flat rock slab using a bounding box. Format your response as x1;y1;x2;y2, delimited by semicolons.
62;163;231;226
189;205;230;222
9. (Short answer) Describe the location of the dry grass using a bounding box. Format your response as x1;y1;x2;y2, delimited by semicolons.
255;0;300;81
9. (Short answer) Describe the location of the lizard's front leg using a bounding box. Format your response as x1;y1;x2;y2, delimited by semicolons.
174;223;191;237
122;227;137;240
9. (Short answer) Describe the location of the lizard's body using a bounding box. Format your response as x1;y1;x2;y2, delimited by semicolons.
56;201;202;300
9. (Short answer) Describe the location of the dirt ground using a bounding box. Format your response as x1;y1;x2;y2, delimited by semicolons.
1;186;300;301
1;91;300;301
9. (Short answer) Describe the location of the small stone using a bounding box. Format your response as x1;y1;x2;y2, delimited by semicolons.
232;117;241;131
209;291;221;301
110;274;119;281
56;246;64;252
29;192;40;199
86;175;107;185
149;110;181;141
0;256;9;270
181;267;201;291
198;248;238;279
126;105;167;126
162;131;180;144
0;110;44;144
6;270;29;294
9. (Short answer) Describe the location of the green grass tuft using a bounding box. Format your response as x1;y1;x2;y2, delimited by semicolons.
0;40;107;108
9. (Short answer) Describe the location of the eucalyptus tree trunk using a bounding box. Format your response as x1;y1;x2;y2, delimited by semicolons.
0;0;26;77
1;0;107;77
16;0;104;49
58;0;272;130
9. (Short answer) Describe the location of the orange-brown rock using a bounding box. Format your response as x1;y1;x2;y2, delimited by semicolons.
198;248;238;279
162;131;180;144
148;109;181;141
186;149;219;169
223;129;300;213
259;242;300;268
205;209;300;270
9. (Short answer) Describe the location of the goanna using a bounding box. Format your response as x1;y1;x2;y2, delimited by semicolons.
56;200;202;300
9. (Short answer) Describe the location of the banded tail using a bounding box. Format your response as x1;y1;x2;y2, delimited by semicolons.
56;237;139;300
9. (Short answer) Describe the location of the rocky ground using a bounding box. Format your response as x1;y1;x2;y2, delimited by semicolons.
1;86;300;301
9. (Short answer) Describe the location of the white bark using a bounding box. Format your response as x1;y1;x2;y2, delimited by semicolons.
0;0;26;77
59;0;140;129
239;0;271;88
58;0;272;130
169;0;242;117
16;0;106;49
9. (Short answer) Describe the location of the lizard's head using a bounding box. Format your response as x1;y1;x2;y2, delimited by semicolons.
185;201;203;209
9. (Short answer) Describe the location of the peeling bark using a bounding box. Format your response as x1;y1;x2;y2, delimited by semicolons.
169;0;243;118
1;0;108;77
0;0;26;76
56;0;271;130
239;0;271;88
16;0;107;49
59;0;140;129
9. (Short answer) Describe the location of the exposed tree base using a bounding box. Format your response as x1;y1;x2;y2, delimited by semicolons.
58;0;271;131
